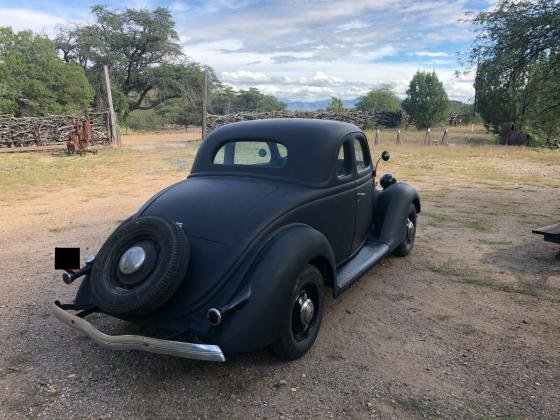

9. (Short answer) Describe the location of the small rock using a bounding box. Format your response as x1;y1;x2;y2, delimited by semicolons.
301;374;306;378
273;380;287;388
67;374;77;379
522;319;529;324
366;402;374;410
290;387;297;392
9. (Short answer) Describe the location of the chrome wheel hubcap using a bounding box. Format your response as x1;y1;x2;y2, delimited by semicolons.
118;246;146;274
299;296;315;330
406;218;415;244
293;289;315;340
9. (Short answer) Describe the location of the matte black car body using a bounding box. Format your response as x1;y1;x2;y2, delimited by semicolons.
67;119;420;357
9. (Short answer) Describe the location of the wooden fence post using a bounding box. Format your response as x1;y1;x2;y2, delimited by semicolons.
375;129;380;145
103;65;119;146
424;128;432;145
202;70;208;140
396;128;403;145
441;128;448;145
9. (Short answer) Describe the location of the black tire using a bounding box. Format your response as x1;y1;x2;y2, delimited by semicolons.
393;204;417;257
90;216;190;316
272;264;325;361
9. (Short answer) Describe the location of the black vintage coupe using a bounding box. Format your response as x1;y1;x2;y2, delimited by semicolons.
54;119;420;362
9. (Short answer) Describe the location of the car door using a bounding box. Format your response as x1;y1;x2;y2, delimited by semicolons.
350;135;374;254
323;139;357;263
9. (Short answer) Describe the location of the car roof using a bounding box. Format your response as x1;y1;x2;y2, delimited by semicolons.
190;118;363;186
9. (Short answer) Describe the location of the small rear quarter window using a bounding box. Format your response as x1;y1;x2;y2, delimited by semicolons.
213;141;287;167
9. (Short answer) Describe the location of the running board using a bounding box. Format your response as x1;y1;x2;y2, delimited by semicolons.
334;242;390;297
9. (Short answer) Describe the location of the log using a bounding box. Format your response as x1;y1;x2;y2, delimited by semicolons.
206;110;408;134
0;113;111;148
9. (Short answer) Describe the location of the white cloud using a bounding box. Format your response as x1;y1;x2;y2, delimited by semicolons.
0;8;67;35
169;1;191;13
221;70;270;83
414;51;450;57
175;0;477;101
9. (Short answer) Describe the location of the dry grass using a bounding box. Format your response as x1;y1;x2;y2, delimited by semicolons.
365;126;560;191
0;138;200;202
0;127;558;203
364;124;498;146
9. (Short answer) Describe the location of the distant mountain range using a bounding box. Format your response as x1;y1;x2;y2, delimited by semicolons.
282;98;359;111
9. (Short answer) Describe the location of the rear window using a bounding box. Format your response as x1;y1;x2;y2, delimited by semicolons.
213;141;287;167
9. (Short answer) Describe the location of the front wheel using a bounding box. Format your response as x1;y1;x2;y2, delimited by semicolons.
271;264;324;361
393;204;417;257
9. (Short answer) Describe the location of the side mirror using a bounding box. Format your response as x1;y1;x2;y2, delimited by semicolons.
374;150;391;178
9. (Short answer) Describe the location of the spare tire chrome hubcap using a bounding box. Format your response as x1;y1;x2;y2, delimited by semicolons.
119;246;146;274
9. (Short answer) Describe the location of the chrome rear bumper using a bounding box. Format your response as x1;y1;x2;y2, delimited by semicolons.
53;302;225;362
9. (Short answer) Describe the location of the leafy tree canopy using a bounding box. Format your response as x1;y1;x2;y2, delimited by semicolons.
210;86;286;114
127;86;286;130
356;84;402;112
467;0;560;140
326;96;344;112
402;71;449;129
55;5;212;116
0;27;93;116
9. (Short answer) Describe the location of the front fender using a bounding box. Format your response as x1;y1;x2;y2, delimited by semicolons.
206;224;335;354
372;182;420;250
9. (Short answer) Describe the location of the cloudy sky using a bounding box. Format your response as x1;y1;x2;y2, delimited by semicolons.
0;0;494;103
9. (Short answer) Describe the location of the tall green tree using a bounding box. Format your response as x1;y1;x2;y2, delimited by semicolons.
0;27;93;116
210;87;285;113
326;96;344;112
356;84;402;112
55;5;211;118
402;71;449;129
467;0;560;141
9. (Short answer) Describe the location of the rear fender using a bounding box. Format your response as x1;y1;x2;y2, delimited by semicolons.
372;182;420;250
207;224;335;354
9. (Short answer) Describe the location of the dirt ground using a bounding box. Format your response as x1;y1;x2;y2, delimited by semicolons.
0;128;559;419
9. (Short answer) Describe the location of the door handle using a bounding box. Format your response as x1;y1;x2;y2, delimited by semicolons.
357;192;366;197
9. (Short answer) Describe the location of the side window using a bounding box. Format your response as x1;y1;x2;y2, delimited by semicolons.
336;141;352;177
353;138;369;171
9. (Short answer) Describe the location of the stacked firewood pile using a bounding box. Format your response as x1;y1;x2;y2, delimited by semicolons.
0;113;111;148
206;110;408;133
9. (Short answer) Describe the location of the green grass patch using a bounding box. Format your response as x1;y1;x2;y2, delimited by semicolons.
431;261;552;299
423;211;493;232
6;350;31;368
397;397;440;418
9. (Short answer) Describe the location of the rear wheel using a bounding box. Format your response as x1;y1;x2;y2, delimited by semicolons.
393;204;417;257
272;264;324;361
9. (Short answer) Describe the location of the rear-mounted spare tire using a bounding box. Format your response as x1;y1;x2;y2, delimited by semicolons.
89;216;190;316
